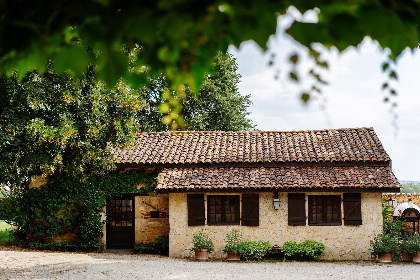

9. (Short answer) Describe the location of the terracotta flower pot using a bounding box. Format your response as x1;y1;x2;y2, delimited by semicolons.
402;251;413;262
413;253;420;264
195;249;209;261
226;251;241;262
378;252;392;264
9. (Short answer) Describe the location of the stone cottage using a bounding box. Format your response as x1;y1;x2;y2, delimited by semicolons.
111;127;400;260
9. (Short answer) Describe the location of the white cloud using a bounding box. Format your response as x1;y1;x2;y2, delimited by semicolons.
230;20;420;181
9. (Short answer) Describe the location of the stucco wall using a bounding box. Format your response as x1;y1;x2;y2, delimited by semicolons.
169;192;383;260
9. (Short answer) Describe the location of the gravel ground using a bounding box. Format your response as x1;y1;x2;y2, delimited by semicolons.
0;247;419;280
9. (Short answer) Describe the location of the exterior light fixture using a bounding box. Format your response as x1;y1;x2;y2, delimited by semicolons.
387;198;397;208
273;192;280;210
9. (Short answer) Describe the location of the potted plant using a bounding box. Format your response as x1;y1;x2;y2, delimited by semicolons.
223;229;243;261
370;233;400;263
400;233;414;262
191;231;214;260
404;233;420;264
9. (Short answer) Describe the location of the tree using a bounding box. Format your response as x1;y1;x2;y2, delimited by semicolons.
400;182;420;194
137;52;255;131
1;1;418;93
0;64;142;189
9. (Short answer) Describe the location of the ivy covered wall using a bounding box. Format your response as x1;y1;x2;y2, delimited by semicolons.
3;170;158;250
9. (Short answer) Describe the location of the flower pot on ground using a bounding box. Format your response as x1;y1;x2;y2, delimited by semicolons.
223;229;243;262
400;234;416;262
402;234;420;264
194;249;209;260
226;251;241;261
402;251;413;262
190;231;214;261
378;252;392;264
369;233;400;263
413;253;420;264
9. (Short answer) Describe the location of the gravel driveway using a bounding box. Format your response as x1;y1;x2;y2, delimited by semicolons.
1;247;419;280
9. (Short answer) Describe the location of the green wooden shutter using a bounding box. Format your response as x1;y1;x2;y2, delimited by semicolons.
288;193;306;226
241;194;259;226
343;193;362;225
187;194;205;226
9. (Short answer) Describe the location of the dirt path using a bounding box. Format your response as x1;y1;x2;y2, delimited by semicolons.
0;247;418;280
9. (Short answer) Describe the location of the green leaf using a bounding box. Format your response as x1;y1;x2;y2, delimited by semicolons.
54;44;91;76
96;51;128;86
389;71;398;80
289;71;299;82
382;63;389;71
301;93;310;103
382;83;388;90
289;54;299;64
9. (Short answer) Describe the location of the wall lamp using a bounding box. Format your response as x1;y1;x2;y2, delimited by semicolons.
273;192;281;210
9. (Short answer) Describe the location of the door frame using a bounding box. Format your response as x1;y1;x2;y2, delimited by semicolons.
106;194;135;249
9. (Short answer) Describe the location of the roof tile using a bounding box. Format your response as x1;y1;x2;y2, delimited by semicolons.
112;127;390;165
156;166;400;191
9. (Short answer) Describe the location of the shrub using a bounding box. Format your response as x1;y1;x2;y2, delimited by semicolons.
134;235;169;255
280;240;325;260
401;233;420;255
299;240;325;260
370;232;401;260
240;241;271;261
223;229;243;254
0;229;14;245
11;240;104;251
191;231;214;252
281;241;300;259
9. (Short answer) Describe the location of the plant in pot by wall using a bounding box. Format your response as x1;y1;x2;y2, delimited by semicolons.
370;233;401;263
223;229;244;261
404;233;420;264
400;233;415;262
191;231;214;261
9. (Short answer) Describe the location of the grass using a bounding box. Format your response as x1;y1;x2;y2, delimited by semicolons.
0;220;14;245
0;220;11;231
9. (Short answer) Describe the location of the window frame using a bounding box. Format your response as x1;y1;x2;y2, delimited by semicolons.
308;195;342;226
207;195;240;225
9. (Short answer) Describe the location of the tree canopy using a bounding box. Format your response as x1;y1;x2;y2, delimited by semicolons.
137;52;255;131
0;64;142;188
1;1;419;91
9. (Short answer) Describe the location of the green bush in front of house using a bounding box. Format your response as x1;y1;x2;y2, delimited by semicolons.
280;240;325;260
134;235;169;255
240;240;271;261
2;171;157;251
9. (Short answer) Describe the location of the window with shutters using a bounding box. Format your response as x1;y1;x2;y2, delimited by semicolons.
288;193;306;226
207;195;240;225
308;195;341;226
187;194;205;226
343;193;362;225
241;194;259;226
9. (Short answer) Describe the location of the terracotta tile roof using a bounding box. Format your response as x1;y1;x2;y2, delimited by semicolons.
112;127;390;165
156;166;400;191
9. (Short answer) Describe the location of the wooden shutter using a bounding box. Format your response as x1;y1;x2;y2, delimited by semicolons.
343;193;362;225
241;194;259;226
187;194;205;226
288;193;306;226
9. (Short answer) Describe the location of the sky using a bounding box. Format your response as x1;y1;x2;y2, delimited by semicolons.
229;11;420;182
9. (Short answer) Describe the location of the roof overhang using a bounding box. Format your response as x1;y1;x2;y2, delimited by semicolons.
156;166;401;193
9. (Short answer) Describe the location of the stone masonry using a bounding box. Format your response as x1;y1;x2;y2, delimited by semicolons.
169;192;383;261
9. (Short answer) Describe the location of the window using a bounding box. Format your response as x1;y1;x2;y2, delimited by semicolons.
308;195;341;225
207;195;240;225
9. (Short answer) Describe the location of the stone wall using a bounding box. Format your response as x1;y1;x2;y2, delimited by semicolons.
169;192;383;260
134;193;169;244
383;193;420;206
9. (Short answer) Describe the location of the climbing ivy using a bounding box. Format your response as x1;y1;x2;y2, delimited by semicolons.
4;170;157;251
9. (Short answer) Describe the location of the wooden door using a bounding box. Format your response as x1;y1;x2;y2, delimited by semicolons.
106;195;135;249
